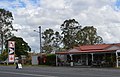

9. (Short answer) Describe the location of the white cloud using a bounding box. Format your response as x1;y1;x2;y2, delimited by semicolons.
40;0;66;9
1;0;120;52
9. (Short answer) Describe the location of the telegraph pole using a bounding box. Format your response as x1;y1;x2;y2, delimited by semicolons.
1;32;3;54
39;26;42;53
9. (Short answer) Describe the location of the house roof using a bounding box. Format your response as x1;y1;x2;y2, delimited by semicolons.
69;50;116;54
79;44;111;51
55;43;120;54
55;52;69;54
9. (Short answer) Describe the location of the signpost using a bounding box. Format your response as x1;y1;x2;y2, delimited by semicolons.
8;41;15;64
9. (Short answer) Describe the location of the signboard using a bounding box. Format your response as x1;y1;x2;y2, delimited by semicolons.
18;63;22;68
8;54;14;62
8;41;15;48
8;41;15;63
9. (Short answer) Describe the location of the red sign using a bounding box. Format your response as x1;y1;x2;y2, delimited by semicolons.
8;41;15;63
9;55;14;62
8;41;15;48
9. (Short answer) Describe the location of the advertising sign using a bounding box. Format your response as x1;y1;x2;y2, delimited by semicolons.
8;41;15;63
8;54;14;62
8;41;15;48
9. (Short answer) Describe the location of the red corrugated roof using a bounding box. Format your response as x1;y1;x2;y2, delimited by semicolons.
79;44;111;51
115;43;120;47
55;52;69;54
55;43;120;54
69;50;116;54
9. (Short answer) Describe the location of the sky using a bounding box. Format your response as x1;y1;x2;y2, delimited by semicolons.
0;0;120;53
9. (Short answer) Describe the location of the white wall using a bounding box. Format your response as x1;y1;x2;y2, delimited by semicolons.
32;56;38;65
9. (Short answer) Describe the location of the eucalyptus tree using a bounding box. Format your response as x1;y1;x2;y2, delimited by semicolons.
76;26;103;45
53;31;62;52
0;9;15;53
42;29;54;53
60;19;80;49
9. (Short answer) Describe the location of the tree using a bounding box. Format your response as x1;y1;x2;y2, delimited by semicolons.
0;36;31;61
0;8;14;53
42;29;54;53
42;29;63;53
53;31;62;52
0;49;8;61
76;26;103;45
60;19;80;49
6;36;31;57
60;19;103;49
42;19;103;52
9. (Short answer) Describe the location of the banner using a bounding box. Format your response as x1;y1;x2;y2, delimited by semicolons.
8;41;15;63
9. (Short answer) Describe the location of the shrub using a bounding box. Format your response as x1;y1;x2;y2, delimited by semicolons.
45;54;56;66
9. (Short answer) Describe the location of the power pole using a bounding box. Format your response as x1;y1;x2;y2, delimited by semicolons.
1;32;3;54
39;26;42;53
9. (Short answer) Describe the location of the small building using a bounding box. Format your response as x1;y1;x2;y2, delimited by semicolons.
55;43;120;67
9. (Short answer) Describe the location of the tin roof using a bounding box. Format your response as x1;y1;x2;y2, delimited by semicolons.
55;43;120;54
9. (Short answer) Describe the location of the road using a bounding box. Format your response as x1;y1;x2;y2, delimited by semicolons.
0;65;120;77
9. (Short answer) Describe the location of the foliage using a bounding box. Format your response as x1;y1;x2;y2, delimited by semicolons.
42;19;103;52
6;36;31;57
61;19;79;48
42;29;62;53
53;31;62;52
76;26;103;45
45;54;56;66
60;19;80;49
0;8;14;53
0;50;8;61
42;29;54;53
60;19;103;49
